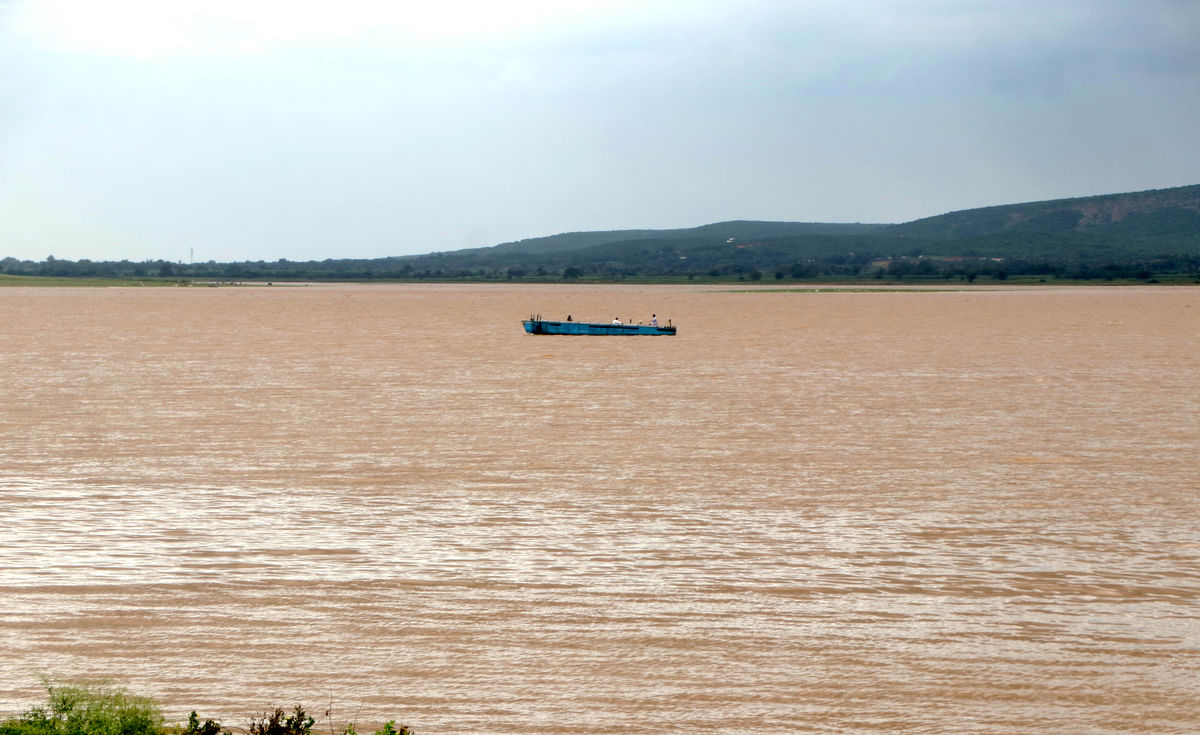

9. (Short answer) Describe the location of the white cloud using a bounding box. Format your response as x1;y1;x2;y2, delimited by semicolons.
14;0;708;58
1;0;1197;261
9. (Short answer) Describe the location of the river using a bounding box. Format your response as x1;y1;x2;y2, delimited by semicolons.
1;284;1197;733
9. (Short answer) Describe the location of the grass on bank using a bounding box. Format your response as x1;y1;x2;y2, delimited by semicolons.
0;274;190;288
0;683;413;735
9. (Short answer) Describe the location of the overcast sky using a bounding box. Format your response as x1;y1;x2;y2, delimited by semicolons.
1;0;1197;263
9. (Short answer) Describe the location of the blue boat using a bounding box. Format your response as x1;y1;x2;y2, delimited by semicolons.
523;315;677;336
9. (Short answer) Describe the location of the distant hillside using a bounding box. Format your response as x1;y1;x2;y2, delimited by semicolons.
891;184;1200;239
3;185;1198;282
476;220;888;256
395;184;1199;280
435;184;1200;267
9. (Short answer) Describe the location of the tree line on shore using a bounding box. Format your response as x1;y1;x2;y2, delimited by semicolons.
3;184;1198;283
1;243;1194;284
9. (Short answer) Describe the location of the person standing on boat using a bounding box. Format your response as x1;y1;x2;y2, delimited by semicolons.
650;314;658;326
612;317;621;324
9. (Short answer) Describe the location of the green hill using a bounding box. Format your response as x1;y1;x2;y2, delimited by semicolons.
891;184;1200;239
476;220;888;256
400;184;1200;280
3;185;1198;282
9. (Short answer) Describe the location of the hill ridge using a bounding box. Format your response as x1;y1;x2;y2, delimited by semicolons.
892;184;1200;239
3;184;1197;281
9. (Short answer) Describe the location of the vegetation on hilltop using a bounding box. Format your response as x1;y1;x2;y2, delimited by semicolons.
2;185;1198;283
890;184;1200;239
480;220;889;256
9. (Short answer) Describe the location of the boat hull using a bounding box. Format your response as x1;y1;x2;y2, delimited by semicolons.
523;320;676;336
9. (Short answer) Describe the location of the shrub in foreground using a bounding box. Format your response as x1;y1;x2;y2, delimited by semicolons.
0;682;161;735
1;686;412;735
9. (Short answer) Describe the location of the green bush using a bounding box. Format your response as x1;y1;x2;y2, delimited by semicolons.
246;707;313;735
180;712;223;735
0;682;162;735
1;686;413;735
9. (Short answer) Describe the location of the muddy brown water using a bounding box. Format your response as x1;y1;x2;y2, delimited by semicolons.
1;284;1198;734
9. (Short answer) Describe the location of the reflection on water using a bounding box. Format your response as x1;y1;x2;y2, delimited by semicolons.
1;284;1198;734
